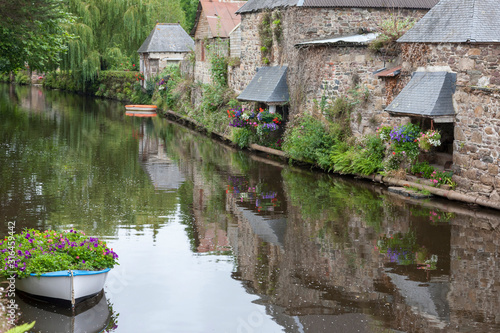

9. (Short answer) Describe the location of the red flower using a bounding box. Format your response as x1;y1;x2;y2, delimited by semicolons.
133;64;135;67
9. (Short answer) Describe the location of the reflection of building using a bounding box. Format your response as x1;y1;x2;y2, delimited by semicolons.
448;215;500;331
17;85;47;113
162;121;500;332
229;176;462;332
137;121;186;191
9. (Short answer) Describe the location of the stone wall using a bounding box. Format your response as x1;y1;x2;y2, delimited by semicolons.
401;43;500;200
229;12;261;95
232;7;427;134
193;7;213;85
143;52;187;80
293;44;400;136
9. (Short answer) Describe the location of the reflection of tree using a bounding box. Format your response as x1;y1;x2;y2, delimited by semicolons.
0;85;177;237
282;169;389;237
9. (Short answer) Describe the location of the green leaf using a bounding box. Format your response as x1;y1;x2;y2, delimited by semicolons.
6;321;36;333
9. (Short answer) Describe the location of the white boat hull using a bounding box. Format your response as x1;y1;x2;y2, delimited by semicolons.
125;105;157;111
16;269;110;303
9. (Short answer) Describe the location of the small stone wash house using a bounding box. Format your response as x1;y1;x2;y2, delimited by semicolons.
232;0;438;131
138;23;194;85
393;0;500;201
190;0;246;85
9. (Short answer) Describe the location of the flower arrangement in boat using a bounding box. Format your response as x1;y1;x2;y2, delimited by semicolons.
0;229;118;279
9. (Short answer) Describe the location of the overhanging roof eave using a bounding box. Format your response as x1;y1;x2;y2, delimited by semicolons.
387;111;455;118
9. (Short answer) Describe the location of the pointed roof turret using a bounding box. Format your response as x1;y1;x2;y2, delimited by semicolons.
138;23;194;53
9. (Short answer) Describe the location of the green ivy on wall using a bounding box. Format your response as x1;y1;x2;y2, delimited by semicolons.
258;10;283;65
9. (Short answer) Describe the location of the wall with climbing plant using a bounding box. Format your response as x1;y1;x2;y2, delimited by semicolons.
232;6;428;134
401;42;500;201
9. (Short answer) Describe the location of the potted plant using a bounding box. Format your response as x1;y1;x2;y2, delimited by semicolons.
0;229;118;305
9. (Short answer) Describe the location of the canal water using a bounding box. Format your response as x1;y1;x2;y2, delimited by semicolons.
0;84;499;333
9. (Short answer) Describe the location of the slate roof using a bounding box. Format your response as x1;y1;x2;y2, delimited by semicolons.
298;0;438;9
138;24;194;53
399;0;500;43
236;0;298;14
295;33;378;47
237;0;436;12
385;71;456;118
191;0;245;38
237;66;289;104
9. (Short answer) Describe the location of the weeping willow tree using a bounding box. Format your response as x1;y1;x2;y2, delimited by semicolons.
60;0;186;87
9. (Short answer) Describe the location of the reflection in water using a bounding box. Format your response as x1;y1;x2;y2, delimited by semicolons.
137;120;186;191
16;291;117;333
1;84;500;332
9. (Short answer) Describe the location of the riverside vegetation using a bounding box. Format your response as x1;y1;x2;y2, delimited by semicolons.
4;24;452;188
3;61;452;188
10;54;452;188
152;50;453;187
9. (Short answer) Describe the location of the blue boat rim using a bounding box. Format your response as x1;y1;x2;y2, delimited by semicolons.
29;268;111;277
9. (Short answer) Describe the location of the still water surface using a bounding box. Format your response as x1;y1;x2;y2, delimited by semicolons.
1;84;499;333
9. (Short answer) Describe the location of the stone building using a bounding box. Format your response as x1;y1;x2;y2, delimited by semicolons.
190;0;245;85
396;0;500;201
138;23;194;85
232;0;437;135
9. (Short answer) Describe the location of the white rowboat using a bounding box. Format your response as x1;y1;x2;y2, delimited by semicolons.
16;269;110;305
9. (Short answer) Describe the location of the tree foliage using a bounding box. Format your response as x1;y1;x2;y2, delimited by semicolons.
61;0;187;86
0;0;74;73
0;0;197;81
179;0;199;33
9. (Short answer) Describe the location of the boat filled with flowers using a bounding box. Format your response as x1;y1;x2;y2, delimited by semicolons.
0;229;118;305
